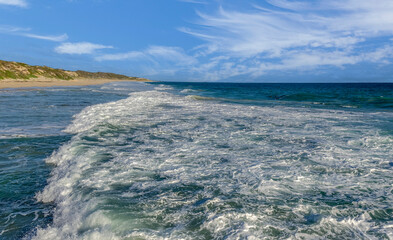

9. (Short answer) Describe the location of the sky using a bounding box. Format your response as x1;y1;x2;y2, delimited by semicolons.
1;0;393;82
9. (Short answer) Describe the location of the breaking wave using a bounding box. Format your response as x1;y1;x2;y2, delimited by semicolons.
31;87;393;239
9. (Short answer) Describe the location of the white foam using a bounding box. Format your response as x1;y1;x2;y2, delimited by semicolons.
31;88;393;239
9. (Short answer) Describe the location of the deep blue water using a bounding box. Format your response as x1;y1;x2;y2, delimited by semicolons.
1;82;393;239
160;82;393;109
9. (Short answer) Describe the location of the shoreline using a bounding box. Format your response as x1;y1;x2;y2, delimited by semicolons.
0;77;152;89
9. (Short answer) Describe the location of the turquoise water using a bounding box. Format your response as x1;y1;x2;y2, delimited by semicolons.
1;82;393;239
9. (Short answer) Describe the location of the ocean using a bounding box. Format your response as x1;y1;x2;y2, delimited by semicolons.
1;82;393;239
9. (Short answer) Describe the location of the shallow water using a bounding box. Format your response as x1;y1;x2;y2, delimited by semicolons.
1;82;393;239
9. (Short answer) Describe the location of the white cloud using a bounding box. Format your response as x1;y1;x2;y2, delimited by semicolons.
178;0;393;80
96;45;197;65
146;46;197;65
95;46;198;78
95;51;144;61
0;25;67;42
178;0;207;4
0;25;30;33
185;45;393;81
183;6;364;57
0;0;27;7
265;0;393;35
55;42;113;55
361;45;393;64
24;33;68;42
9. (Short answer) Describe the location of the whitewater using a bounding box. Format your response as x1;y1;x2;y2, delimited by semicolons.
1;82;393;239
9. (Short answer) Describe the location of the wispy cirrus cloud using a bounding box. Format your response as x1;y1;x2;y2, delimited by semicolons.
0;25;113;57
265;0;393;36
96;45;197;66
181;5;362;57
95;45;198;77
0;25;29;33
95;51;144;61
24;33;68;42
0;25;67;42
0;0;27;7
178;0;208;4
177;0;393;80
55;42;114;55
48;0;393;81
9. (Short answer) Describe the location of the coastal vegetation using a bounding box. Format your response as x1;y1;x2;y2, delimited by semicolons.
0;60;148;81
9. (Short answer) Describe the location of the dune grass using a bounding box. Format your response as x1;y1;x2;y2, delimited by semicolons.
0;60;146;81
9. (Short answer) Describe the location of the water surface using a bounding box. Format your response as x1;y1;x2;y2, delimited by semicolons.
1;82;393;239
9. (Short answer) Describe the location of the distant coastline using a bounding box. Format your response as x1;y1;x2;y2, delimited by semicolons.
0;59;152;89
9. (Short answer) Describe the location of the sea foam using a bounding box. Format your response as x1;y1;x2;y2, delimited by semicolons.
31;86;393;239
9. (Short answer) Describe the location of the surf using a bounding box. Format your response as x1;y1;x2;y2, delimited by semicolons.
29;85;393;239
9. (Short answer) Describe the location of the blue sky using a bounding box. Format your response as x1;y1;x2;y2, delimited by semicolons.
1;0;393;82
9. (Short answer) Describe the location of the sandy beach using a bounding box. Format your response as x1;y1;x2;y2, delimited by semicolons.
0;77;151;89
